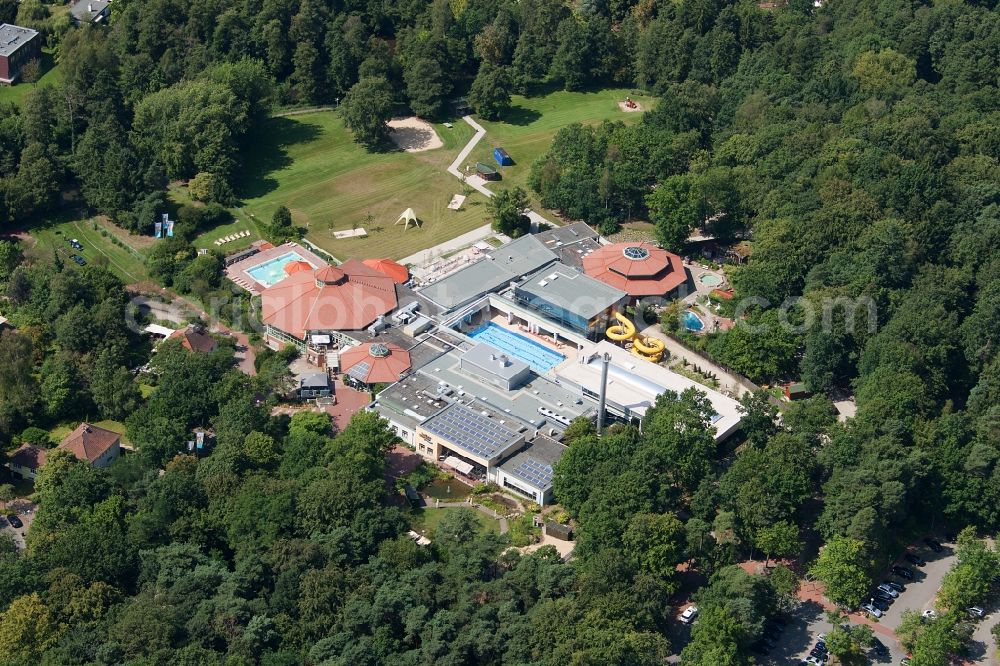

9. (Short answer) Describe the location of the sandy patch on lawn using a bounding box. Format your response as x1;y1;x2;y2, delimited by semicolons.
618;100;643;113
388;117;443;152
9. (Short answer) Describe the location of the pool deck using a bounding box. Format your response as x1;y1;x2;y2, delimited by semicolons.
224;241;329;293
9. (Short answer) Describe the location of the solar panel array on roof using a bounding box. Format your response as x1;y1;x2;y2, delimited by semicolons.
509;457;553;489
346;361;371;381
422;404;520;460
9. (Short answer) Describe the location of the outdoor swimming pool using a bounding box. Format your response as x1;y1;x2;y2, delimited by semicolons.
246;251;310;287
683;310;705;332
698;272;723;287
468;323;566;374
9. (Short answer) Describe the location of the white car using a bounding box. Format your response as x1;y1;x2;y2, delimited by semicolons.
922;609;937;620
968;606;985;619
680;605;698;624
877;583;899;598
861;603;883;618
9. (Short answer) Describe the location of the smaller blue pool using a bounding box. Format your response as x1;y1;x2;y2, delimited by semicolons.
467;323;565;373
683;310;705;332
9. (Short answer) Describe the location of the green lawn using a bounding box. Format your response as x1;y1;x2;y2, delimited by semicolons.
236;112;489;262
29;213;151;284
408;507;500;538
466;88;656;207
0;51;62;106
236;89;653;262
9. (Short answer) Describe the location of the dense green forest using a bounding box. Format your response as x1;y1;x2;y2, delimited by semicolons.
1;0;999;663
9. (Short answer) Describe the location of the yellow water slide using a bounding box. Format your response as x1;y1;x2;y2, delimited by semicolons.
606;312;665;362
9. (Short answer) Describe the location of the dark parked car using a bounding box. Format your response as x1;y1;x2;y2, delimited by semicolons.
892;565;914;579
67;238;83;250
873;589;894;604
870;597;890;612
924;538;944;552
70;254;86;266
5;514;22;529
886;580;906;593
905;553;927;567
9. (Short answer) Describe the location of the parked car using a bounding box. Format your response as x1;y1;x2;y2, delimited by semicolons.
70;254;86;266
968;606;985;619
679;605;698;624
68;238;83;250
861;602;883;618
872;590;894;605
924;538;944;552
886;580;906;593
922;609;937;620
814;641;828;654
878;583;900;598
905;553;927;567
804;658;824;666
892;565;915;579
870;597;890;612
809;648;827;661
5;514;22;528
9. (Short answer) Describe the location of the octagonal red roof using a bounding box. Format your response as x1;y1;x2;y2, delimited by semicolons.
340;342;411;384
582;242;687;296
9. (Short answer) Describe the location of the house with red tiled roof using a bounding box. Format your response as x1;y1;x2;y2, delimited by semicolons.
260;260;398;367
7;443;47;480
58;423;121;468
168;325;218;353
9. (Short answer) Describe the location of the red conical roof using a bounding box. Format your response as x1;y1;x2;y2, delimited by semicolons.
362;258;409;284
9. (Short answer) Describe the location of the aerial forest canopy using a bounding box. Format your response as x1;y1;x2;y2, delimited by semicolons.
0;0;999;663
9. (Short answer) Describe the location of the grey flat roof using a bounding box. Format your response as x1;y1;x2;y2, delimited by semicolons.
461;342;530;381
499;435;566;491
536;222;603;270
300;373;330;388
516;263;626;320
421;402;522;460
0;24;38;58
373;337;590;437
70;0;110;21
535;222;599;246
419;234;558;311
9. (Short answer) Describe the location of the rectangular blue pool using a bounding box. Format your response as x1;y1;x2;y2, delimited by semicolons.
468;323;565;374
246;251;310;287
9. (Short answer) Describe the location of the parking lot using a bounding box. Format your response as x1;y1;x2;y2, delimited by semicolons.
760;535;1000;665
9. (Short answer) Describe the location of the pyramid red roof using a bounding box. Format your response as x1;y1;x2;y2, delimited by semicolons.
284;260;313;275
362;258;409;284
59;423;121;464
340;342;412;384
261;260;398;339
582;242;687;296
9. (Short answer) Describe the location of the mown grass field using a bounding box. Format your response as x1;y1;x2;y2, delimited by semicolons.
466;88;656;208
28;213;151;284
236;88;653;261
236;112;487;262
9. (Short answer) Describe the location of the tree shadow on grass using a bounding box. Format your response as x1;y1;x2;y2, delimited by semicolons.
501;105;542;126
235;117;322;201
